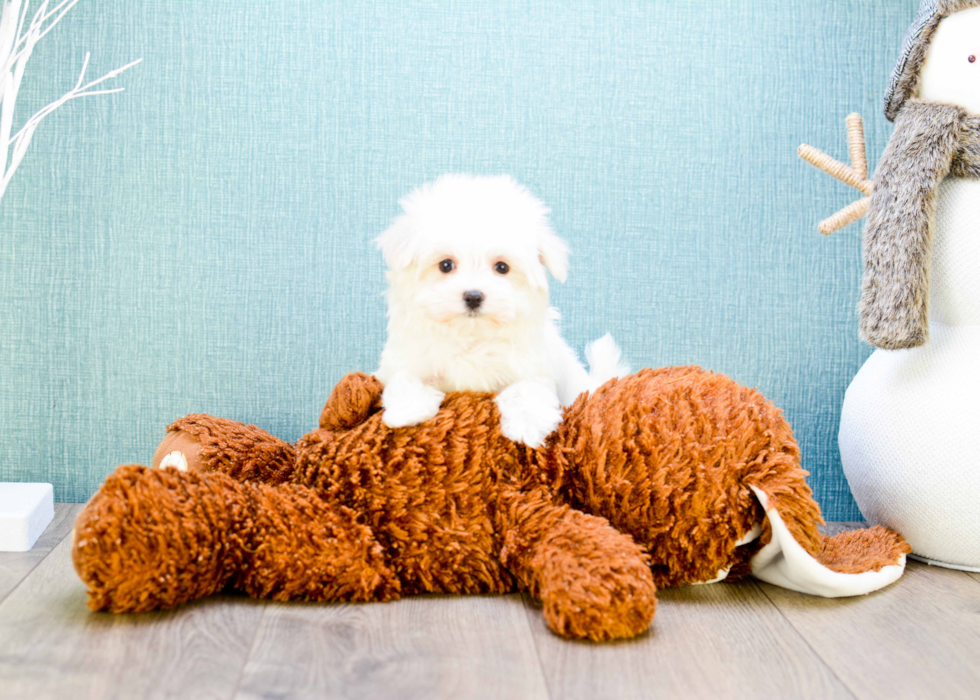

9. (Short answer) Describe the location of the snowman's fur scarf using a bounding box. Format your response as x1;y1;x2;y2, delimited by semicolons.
860;100;980;348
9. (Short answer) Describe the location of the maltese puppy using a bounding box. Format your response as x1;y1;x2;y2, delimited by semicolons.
374;173;628;447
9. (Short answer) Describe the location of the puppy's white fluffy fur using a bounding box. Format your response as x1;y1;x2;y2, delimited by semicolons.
375;173;628;447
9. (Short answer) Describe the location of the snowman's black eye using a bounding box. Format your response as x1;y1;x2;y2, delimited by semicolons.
439;259;455;273
494;261;510;275
970;55;977;63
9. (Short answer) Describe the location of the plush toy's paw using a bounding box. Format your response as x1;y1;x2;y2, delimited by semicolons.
73;465;238;613
320;373;384;430
539;558;657;642
502;505;658;641
151;430;204;472
153;417;296;484
381;372;446;428
158;451;188;471
495;379;562;448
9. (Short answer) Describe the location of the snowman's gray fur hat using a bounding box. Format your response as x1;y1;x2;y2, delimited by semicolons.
884;0;980;121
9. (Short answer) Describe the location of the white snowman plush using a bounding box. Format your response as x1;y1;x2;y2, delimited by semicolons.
803;0;980;571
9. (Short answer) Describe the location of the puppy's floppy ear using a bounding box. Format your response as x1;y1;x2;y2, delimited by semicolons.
538;229;569;283
374;215;414;271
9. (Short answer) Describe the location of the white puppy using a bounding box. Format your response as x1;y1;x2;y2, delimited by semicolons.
374;173;628;447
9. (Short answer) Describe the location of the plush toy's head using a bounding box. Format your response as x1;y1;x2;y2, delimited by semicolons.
885;0;980;120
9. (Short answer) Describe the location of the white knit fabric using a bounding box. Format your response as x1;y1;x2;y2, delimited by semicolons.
930;179;980;325
839;178;980;570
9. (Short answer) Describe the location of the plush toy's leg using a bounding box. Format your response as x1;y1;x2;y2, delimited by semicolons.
72;465;400;613
151;415;296;484
497;489;657;641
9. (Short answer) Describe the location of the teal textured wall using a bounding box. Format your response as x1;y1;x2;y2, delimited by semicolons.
0;1;916;515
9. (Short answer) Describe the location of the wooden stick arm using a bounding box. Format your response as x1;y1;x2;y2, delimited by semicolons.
799;113;874;234
847;113;868;180
819;197;869;236
798;144;873;196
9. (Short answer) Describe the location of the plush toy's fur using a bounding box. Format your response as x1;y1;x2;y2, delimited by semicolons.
73;369;908;641
859;101;980;348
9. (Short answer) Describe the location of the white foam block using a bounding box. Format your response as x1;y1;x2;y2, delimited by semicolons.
0;483;55;552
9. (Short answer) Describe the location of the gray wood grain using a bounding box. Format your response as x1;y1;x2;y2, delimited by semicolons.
0;535;266;700
0;503;82;604
5;520;980;700
759;561;980;700
524;581;854;700
235;594;550;700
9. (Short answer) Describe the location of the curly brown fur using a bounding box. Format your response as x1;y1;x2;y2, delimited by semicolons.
153;414;296;483
498;489;656;641
75;369;908;641
297;391;520;596
558;367;822;587
318;372;384;430
72;465;398;612
814;527;911;575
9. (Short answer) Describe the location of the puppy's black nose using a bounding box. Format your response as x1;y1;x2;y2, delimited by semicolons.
463;290;485;310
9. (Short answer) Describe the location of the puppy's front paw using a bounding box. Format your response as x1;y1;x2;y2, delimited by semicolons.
495;379;563;448
381;373;446;428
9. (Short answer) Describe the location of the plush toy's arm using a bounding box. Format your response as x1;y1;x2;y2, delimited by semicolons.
319;372;384;430
152;414;296;484
150;373;384;482
859;100;963;349
496;487;657;641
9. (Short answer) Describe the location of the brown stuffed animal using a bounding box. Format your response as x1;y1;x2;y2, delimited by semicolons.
71;368;909;641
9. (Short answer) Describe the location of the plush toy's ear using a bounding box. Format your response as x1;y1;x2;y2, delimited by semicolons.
374;216;415;271
538;229;569;283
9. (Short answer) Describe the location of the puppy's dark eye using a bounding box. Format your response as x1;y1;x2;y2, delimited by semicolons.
494;261;510;275
971;55;977;63
439;259;455;273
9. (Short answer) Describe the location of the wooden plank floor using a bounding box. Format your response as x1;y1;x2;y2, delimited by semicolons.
2;508;979;700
